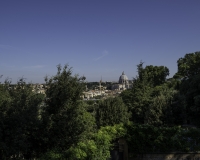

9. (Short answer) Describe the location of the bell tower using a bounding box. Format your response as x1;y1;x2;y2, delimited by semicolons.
99;76;102;95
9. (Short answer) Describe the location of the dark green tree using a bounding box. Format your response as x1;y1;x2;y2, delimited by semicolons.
42;64;96;157
121;62;178;125
0;79;44;159
129;75;153;124
125;123;200;154
138;63;169;86
120;89;133;109
173;52;200;126
174;51;200;79
96;97;130;128
178;74;200;125
146;84;177;125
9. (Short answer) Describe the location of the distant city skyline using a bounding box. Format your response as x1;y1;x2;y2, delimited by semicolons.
1;0;200;83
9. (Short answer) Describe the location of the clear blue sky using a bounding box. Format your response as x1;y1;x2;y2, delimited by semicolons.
1;0;200;83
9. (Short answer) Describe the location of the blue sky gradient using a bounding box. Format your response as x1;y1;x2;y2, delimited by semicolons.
1;0;200;83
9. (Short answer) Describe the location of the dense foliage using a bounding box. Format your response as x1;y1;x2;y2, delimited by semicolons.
0;79;44;159
1;52;200;159
125;123;200;154
96;97;130;128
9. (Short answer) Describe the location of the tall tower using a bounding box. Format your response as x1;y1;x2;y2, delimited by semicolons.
85;84;88;91
99;76;102;96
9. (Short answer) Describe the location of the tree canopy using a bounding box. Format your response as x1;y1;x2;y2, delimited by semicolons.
174;51;200;79
1;51;200;159
96;97;130;128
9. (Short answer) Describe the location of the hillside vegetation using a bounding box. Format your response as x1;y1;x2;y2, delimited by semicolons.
1;52;200;159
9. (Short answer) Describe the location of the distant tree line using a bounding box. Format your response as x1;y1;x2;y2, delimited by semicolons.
0;52;200;159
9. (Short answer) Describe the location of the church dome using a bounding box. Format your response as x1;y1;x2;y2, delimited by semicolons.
119;71;129;84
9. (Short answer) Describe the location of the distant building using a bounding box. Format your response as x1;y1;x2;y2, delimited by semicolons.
32;84;46;94
82;72;133;99
112;71;132;90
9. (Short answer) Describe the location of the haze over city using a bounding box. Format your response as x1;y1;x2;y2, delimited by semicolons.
1;0;200;83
